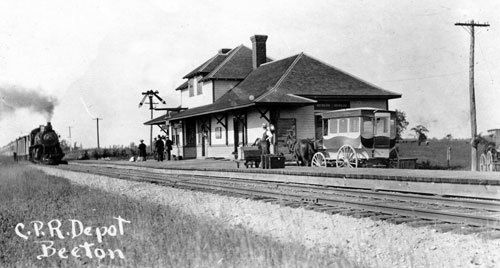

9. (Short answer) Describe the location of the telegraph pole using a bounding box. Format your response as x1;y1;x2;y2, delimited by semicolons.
149;95;153;153
455;20;490;171
68;126;72;151
93;118;102;149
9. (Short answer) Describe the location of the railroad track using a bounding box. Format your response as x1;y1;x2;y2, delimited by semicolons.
55;163;500;235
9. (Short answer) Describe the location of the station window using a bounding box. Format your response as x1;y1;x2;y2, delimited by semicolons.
329;119;338;134
349;117;360;132
338;118;348;133
215;127;222;139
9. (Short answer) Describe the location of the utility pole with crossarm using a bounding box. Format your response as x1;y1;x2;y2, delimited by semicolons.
139;90;166;153
454;20;490;171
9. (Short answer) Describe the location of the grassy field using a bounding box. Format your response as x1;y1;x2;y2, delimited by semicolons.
0;161;350;267
398;139;473;170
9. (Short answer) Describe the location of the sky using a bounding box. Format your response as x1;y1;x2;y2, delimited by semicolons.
1;0;499;148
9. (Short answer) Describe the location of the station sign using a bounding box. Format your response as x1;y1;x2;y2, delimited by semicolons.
314;102;350;110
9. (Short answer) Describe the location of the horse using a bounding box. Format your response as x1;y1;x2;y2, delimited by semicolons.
286;137;316;166
472;133;497;154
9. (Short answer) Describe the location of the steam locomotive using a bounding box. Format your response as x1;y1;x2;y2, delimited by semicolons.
0;122;66;165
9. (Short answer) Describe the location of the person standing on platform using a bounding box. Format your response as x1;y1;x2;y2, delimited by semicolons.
152;137;157;160
155;135;164;161
165;136;173;161
260;123;272;155
138;139;147;161
269;124;276;155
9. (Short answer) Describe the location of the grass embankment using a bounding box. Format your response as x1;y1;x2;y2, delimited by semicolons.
0;162;349;267
398;139;471;169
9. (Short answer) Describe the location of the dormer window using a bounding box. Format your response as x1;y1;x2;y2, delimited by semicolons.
197;79;203;95
188;79;194;97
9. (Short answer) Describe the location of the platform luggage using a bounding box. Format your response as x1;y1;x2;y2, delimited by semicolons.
235;146;261;168
261;154;285;169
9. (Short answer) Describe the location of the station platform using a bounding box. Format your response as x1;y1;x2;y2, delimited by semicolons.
67;159;500;200
74;158;500;186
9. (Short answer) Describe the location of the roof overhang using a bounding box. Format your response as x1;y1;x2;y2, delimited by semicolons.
300;94;402;100
168;103;256;121
144;116;168;125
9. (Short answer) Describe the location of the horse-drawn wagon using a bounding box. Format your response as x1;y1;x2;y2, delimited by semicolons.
311;108;397;168
479;129;500;172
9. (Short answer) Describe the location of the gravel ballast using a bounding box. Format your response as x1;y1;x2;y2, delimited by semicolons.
37;166;500;268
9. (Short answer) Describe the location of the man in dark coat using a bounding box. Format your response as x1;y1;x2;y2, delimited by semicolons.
260;123;271;155
138;139;147;161
155;135;164;161
165;136;173;161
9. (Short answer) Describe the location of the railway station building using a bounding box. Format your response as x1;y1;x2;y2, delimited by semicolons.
145;35;401;159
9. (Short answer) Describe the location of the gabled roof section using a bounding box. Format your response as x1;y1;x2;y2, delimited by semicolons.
168;55;305;120
174;80;188;91
201;45;269;81
182;51;231;79
224;54;300;105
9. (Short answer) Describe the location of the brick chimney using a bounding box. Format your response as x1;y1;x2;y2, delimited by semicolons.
250;35;268;69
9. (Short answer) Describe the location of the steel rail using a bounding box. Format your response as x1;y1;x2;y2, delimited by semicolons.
76;164;500;211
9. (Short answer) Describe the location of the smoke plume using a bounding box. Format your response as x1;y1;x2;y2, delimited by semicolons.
0;85;58;121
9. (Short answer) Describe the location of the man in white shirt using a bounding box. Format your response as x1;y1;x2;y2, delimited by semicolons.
261;123;273;155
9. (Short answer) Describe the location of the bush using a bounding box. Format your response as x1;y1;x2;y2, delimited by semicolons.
79;150;89;160
91;150;100;160
102;149;109;158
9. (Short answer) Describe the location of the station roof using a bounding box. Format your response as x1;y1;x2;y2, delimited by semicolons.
143;107;187;125
143;115;169;125
167;53;400;121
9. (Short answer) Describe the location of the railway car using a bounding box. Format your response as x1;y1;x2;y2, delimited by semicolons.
0;140;16;158
479;129;500;172
312;108;397;168
15;135;31;160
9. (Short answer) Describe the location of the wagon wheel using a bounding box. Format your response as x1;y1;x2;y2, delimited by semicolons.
480;153;487;172
336;145;358;168
487;151;494;172
312;152;327;167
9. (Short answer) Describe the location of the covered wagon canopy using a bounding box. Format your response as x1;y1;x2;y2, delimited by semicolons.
321;107;395;119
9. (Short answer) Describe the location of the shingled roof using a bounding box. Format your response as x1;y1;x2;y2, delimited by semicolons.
174;80;188;91
201;45;268;81
175;45;272;91
144;114;169;125
182;52;229;79
168;53;400;120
